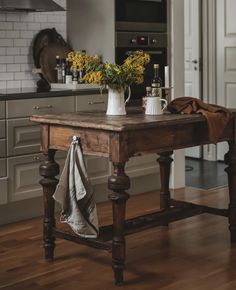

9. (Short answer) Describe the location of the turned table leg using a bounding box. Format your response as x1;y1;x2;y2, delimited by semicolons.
157;151;173;210
39;149;59;261
225;141;236;243
108;162;130;285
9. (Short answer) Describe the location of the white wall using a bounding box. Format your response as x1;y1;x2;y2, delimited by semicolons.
0;0;67;89
170;0;185;189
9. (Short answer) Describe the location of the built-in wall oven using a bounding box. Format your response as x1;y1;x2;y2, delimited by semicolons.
116;0;167;32
116;31;167;99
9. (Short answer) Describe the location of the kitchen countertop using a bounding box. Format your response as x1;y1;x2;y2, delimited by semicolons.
0;87;103;101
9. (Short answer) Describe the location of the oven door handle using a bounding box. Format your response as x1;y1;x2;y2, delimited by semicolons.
136;0;162;2
126;50;163;56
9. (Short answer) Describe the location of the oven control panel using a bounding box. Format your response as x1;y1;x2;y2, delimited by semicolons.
116;32;167;48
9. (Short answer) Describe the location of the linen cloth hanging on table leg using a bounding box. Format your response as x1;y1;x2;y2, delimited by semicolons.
53;137;99;238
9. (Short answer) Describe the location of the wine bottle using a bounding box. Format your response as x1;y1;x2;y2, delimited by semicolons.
65;58;72;84
55;55;63;83
151;64;162;98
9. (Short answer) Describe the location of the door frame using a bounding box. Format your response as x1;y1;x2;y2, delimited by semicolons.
185;0;204;159
202;0;217;161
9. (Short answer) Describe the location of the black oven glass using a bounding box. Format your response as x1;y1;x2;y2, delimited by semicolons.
116;0;167;23
116;47;167;99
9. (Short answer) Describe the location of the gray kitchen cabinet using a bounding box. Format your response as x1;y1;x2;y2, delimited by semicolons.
8;151;67;202
7;118;40;156
75;94;108;111
0;120;6;139
0;102;5;119
86;155;109;185
0;158;6;177
6;96;75;118
0;139;6;158
0;177;8;205
126;154;159;178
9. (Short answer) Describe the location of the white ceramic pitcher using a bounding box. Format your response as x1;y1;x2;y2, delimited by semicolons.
106;86;131;116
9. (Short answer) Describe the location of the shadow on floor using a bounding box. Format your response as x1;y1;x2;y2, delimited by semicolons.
185;158;228;190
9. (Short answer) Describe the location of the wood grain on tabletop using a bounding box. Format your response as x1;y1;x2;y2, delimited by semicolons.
0;188;236;290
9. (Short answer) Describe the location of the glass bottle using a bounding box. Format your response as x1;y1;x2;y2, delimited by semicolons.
55;55;63;83
151;64;162;98
65;58;72;84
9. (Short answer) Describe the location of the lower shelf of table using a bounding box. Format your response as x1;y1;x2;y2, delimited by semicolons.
53;199;229;252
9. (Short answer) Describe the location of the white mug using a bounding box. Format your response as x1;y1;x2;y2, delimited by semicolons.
145;97;168;115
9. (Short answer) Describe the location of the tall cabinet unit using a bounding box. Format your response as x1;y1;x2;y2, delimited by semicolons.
0;101;7;205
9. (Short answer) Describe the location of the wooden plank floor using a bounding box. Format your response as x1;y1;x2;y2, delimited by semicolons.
1;187;236;290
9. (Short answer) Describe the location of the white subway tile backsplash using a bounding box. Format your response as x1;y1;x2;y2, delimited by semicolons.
6;47;20;55
6;30;20;39
0;81;6;89
21;64;32;72
6;13;20;22
13;22;27;31
0;56;14;64
0;31;6;38
0;39;13;47
34;15;48;23
27;22;41;31
21;80;36;88
0;0;66;89
0;14;6;22
20;47;30;55
20;30;34;39
0;72;14;81
20;14;35;23
0;48;6;55
0;64;6;72
7;80;21;89
14;38;28;47
7;64;21;72
0;22;13;30
14;55;29;64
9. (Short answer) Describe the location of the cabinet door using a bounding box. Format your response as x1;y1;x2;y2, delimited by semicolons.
8;152;67;202
0;158;6;177
0;102;5;119
0;177;8;205
0;120;6;139
7;118;40;156
76;94;108;111
86;155;109;185
0;139;6;158
126;154;159;178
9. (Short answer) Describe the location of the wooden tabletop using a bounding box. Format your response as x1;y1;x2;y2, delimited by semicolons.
30;108;210;132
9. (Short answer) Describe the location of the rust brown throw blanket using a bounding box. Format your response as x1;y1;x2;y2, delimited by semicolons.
167;97;233;144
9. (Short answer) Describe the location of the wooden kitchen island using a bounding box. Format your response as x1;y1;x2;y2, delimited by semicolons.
30;109;236;286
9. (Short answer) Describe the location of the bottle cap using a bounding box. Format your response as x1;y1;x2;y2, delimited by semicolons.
146;86;152;92
56;55;60;59
154;64;159;68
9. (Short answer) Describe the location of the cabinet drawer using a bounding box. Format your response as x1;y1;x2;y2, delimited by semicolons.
0;120;6;138
0;158;6;177
8;151;67;202
76;94;107;111
0;139;6;158
7;118;40;156
86;155;109;184
0;177;8;205
126;154;159;177
7;96;75;118
0;102;5;119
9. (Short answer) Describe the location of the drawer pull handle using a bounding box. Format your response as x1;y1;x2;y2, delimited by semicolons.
88;101;105;105
33;105;53;110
